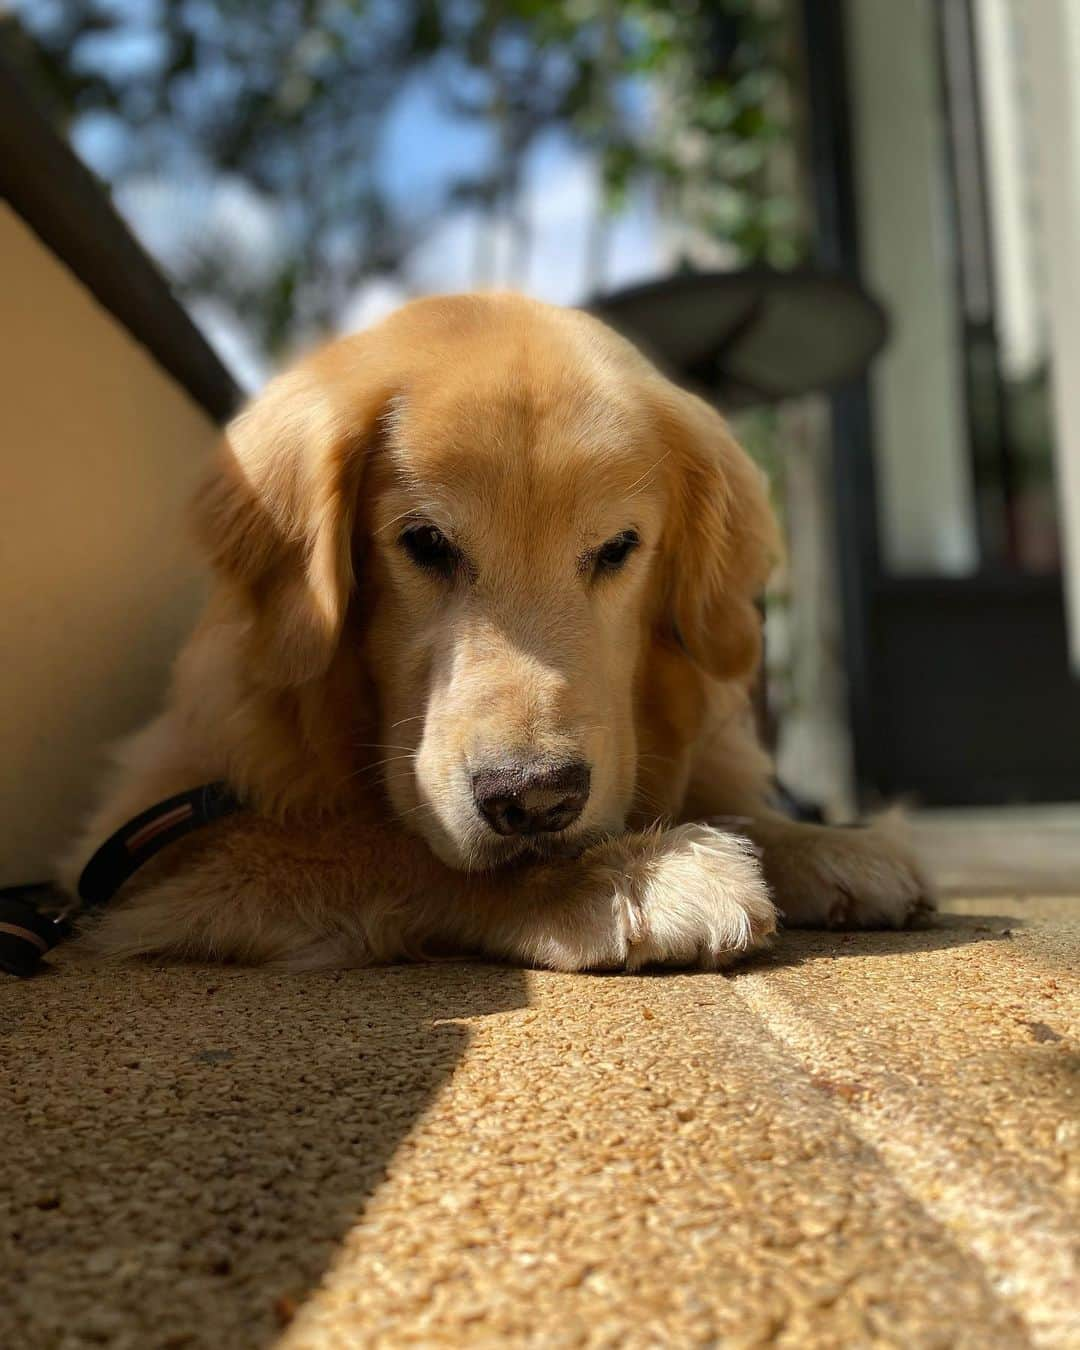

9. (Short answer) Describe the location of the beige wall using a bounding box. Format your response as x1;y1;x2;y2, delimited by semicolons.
0;204;218;885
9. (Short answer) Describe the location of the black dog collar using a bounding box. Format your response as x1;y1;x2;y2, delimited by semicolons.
76;781;242;907
0;782;243;977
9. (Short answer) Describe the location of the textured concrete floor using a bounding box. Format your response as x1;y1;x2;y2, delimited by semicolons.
2;898;1077;1349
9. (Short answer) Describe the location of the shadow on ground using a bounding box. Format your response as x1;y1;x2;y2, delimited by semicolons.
740;909;1044;974
1;960;528;1348
3;905;1071;1347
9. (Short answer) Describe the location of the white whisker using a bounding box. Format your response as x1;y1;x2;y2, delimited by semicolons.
394;800;434;820
374;508;422;537
345;753;417;783
622;450;671;502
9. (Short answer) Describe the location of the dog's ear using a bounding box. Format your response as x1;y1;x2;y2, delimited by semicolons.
656;384;781;684
193;351;391;687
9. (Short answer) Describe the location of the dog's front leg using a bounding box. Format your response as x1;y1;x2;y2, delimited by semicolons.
722;813;935;930
77;816;776;973
684;792;934;930
681;714;934;931
454;823;777;972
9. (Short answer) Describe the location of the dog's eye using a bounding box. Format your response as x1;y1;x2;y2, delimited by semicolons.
593;529;641;574
399;524;459;578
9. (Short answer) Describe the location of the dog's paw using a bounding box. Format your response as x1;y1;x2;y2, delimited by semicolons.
758;820;934;930
579;823;777;972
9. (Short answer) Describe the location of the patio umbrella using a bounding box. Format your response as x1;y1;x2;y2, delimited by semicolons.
587;267;888;410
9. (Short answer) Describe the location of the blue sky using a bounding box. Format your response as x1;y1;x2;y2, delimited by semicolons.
23;0;675;389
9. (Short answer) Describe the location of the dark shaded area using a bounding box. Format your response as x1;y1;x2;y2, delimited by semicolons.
868;574;1080;804
1;961;528;1348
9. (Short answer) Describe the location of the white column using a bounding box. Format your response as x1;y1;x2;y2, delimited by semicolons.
1019;0;1080;669
846;0;979;576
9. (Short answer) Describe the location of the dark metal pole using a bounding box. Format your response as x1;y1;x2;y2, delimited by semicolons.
798;0;885;803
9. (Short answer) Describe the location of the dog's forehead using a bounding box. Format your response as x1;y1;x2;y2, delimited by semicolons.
382;356;662;515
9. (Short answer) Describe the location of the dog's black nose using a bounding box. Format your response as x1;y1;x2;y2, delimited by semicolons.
472;761;591;837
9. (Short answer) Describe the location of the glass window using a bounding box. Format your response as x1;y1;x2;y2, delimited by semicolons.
849;0;1062;576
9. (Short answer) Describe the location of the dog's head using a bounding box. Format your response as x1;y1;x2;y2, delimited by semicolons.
196;294;778;870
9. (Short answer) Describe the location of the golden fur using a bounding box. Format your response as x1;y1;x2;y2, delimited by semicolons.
63;293;931;971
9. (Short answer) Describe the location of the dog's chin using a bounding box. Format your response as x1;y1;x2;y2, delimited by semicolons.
518;831;598;863
419;824;602;874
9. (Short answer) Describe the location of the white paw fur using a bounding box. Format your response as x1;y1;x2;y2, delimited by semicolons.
535;823;777;972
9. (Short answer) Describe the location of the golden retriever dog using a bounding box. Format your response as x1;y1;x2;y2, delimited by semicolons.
63;293;931;971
